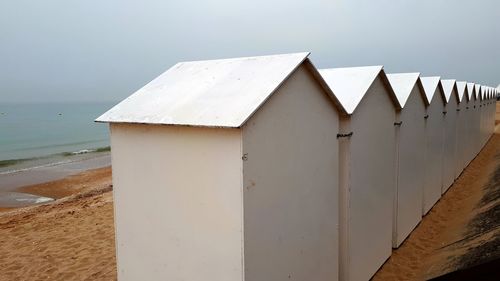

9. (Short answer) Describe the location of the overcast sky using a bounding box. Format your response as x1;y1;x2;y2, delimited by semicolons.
1;0;499;103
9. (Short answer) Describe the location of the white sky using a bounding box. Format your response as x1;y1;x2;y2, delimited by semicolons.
1;0;499;102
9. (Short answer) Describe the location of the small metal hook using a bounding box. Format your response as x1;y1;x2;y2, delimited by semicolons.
336;132;353;139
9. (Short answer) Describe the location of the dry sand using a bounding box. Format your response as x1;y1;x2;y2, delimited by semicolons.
374;102;500;280
0;168;116;281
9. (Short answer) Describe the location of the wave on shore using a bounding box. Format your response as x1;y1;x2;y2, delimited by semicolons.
0;146;111;174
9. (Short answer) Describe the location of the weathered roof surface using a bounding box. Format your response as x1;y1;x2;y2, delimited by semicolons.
474;84;481;100
466;82;475;101
420;76;442;103
386;73;424;107
96;52;334;127
481;86;487;100
456;81;467;102
318;65;399;114
440;79;457;103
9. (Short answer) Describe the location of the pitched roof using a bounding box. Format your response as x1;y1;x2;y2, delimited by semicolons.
440;79;458;103
466;82;475;101
318;66;399;114
481;86;487;100
96;52;342;127
386;73;426;107
474;84;481;100
420;76;444;104
456;81;467;102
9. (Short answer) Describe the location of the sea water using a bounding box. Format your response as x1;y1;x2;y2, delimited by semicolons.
0;102;116;173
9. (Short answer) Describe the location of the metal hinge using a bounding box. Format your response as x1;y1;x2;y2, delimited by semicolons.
394;121;403;126
337;132;353;139
424;114;429;119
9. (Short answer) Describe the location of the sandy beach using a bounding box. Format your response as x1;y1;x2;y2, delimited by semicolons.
0;167;115;281
0;104;498;280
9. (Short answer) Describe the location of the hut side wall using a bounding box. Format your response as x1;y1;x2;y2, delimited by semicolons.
455;96;466;178
477;98;485;147
242;65;340;281
442;92;458;193
423;89;444;214
345;76;396;281
393;85;426;248
110;124;244;281
465;96;475;165
472;96;481;157
490;97;495;136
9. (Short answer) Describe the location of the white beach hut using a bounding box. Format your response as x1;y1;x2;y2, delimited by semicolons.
420;77;445;214
480;87;487;148
488;88;493;136
490;88;495;128
319;66;400;281
465;83;476;165
455;81;468;178
96;53;345;281
386;73;427;248
440;79;459;193
484;87;491;143
474;84;482;156
484;87;490;143
486;88;491;138
489;87;496;136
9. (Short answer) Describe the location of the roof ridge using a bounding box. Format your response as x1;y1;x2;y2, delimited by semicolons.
96;52;314;127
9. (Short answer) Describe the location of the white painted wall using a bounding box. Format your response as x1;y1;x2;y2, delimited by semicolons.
442;92;458;193
393;85;426;248
478;97;485;147
465;96;476;165
242;65;340;281
423;89;445;214
340;76;396;281
472;95;482;157
458;98;470;172
489;97;495;136
110;124;244;281
492;99;496;132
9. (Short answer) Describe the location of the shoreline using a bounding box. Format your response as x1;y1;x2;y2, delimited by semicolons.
0;146;110;174
0;152;111;210
0;152;111;192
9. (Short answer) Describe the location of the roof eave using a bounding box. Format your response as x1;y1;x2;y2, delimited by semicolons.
304;59;349;116
378;69;403;110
